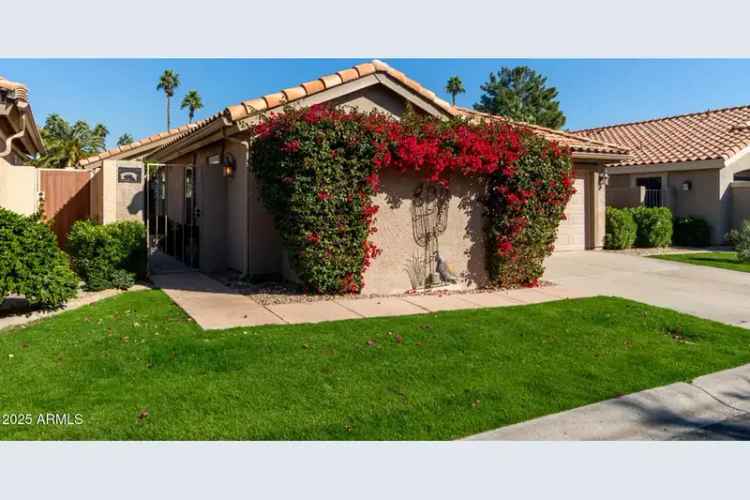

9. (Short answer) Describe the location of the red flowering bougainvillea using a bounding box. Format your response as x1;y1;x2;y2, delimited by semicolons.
250;105;574;293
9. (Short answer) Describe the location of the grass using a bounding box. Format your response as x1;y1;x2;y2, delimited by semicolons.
1;290;750;440
651;252;750;273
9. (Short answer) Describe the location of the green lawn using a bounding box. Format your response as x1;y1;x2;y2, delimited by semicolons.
2;290;749;440
651;252;750;273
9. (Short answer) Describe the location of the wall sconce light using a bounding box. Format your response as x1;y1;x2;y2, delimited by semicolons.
599;171;609;188
681;180;692;192
222;152;236;177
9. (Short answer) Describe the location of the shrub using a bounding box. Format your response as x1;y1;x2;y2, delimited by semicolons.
630;207;673;248
605;207;637;249
0;208;78;308
67;220;146;291
672;216;711;247
727;220;750;263
249;105;573;292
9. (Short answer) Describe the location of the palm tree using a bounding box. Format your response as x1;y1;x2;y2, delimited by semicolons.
156;69;180;130
445;76;465;106
117;133;134;146
180;90;204;123
32;114;108;168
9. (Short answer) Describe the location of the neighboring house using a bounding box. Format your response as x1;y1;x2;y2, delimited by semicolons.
575;105;750;243
91;60;627;294
0;76;44;215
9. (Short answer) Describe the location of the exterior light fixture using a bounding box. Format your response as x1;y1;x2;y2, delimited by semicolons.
599;171;609;188
681;181;692;192
222;153;237;177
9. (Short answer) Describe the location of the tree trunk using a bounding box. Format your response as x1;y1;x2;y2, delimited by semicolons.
166;96;171;130
451;94;456;106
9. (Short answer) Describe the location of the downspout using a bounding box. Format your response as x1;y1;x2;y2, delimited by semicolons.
226;136;252;278
0;104;27;159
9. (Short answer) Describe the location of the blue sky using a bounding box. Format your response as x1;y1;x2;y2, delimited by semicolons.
2;59;750;149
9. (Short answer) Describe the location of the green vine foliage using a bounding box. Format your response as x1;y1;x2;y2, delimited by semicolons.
250;105;575;293
250;107;382;293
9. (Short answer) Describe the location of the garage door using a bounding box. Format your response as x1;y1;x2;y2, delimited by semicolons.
554;171;587;252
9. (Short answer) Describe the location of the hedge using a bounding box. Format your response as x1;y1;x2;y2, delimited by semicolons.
67;220;146;291
630;207;673;248
672;216;711;247
0;208;78;308
605;207;637;249
726;220;750;263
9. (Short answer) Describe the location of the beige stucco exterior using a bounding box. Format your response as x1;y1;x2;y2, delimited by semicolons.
90;160;144;224
0;158;38;215
732;181;750;229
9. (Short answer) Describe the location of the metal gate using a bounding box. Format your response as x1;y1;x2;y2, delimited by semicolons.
145;162;200;274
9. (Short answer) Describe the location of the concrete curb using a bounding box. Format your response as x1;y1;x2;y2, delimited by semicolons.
463;363;750;441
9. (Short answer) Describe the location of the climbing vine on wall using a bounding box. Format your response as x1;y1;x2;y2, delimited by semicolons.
249;104;574;294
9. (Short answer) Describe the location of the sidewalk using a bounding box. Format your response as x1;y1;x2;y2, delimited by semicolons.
464;363;750;441
151;271;591;330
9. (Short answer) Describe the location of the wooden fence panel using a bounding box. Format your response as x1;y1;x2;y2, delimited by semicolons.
39;169;91;245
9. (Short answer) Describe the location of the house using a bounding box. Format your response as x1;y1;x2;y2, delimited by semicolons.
101;60;628;294
0;76;45;215
575;105;750;243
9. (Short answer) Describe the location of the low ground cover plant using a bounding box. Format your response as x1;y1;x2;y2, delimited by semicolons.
604;207;637;249
250;105;574;292
67;220;146;291
672;216;711;247
0;208;78;308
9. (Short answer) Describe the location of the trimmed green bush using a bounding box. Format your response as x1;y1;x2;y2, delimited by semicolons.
0;208;78;308
672;216;711;247
726;220;750;263
630;207;673;248
605;207;637;249
67;220;146;291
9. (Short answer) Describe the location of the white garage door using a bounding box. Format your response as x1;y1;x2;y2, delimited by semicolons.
554;171;587;252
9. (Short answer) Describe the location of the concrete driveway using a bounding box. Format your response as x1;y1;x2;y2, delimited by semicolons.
544;251;750;329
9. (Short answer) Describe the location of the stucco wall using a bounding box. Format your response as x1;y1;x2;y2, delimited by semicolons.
0;159;38;215
360;171;486;295
606;186;644;208
732;182;750;229
224;140;249;273
114;161;145;222
608;170;725;244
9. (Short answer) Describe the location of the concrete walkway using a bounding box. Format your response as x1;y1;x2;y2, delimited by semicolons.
544;251;750;329
465;363;750;440
151;271;590;330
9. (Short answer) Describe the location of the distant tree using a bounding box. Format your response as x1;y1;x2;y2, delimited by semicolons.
474;66;566;129
180;90;204;123
32;114;109;168
156;69;180;130
445;76;465;106
117;133;134;146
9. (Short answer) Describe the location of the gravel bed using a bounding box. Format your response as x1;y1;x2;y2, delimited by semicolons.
211;274;555;306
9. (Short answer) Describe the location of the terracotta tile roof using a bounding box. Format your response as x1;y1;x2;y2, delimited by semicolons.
457;108;630;157
78;120;210;167
574;105;750;167
151;60;628;161
221;59;454;123
0;76;29;102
